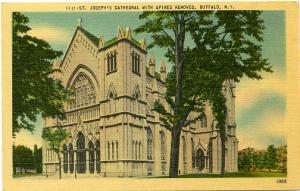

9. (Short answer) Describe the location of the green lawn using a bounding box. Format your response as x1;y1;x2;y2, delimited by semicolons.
152;171;287;178
13;173;42;178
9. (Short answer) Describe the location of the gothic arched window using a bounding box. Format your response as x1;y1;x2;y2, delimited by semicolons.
77;132;86;173
116;141;119;160
135;141;138;159
112;142;115;160
139;142;141;159
132;87;140;114
69;143;74;173
63;144;68;173
200;113;207;128
95;140;100;173
132;141;135;159
182;136;186;162
132;51;141;74
107;142;110;160
109;92;115;114
208;140;213;173
107;51;117;73
160;131;166;160
147;128;153;160
196;148;205;171
89;141;95;173
191;139;195;168
71;74;96;110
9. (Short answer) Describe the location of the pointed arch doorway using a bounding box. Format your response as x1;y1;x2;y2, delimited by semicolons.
196;148;205;171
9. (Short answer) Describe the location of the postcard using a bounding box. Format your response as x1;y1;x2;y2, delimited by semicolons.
1;1;300;191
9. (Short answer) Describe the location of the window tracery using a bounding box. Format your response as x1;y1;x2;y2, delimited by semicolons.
70;74;96;110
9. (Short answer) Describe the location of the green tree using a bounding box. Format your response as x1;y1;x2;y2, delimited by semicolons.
265;145;277;171
136;11;271;177
254;152;265;170
12;12;70;136
42;124;68;179
13;145;35;174
276;145;287;173
238;148;255;171
33;145;43;173
238;154;247;171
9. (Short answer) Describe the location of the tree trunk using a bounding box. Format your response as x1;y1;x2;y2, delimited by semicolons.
169;13;186;179
169;128;181;178
56;152;61;179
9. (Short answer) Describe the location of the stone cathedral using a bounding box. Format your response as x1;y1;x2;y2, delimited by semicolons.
42;19;238;177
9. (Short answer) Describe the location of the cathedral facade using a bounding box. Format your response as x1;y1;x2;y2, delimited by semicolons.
42;20;238;177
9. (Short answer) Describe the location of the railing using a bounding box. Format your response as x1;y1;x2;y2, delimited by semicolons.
63;105;100;125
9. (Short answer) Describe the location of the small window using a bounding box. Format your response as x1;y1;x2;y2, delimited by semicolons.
135;141;138;159
112;142;115;160
107;142;110;160
132;51;141;75
182;137;186;162
160;132;166;160
139;142;141;159
147;128;153;160
116;141;118;160
107;51;117;73
200;114;207;128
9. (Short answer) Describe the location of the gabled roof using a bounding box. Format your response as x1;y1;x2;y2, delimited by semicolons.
79;27;99;46
61;26;145;68
104;37;117;47
60;26;99;67
101;36;143;51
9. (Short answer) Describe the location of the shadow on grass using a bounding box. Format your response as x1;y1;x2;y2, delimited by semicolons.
149;172;287;178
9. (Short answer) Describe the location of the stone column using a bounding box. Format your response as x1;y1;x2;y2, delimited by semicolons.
74;151;77;178
86;149;89;174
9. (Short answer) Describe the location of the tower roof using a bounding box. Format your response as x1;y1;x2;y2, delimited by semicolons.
148;52;155;66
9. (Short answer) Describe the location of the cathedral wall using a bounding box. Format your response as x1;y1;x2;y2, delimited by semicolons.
61;30;100;92
43;26;238;177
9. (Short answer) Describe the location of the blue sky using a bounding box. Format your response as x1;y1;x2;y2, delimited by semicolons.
15;11;286;150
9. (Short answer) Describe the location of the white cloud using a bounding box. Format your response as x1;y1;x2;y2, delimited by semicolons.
237;103;287;150
235;71;287;150
236;72;286;110
28;25;72;46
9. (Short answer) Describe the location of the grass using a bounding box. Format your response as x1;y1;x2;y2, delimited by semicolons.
13;173;42;178
151;171;287;178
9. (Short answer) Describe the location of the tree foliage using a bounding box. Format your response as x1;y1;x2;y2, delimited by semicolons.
13;145;35;174
264;145;277;171
33;145;43;173
136;11;271;177
42;125;68;179
238;145;287;173
42;126;68;154
12;12;71;136
276;145;287;173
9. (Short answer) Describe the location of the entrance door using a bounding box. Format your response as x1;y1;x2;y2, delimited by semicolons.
77;132;86;173
196;149;205;171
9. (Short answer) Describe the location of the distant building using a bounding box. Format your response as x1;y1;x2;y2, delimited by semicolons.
42;19;238;177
